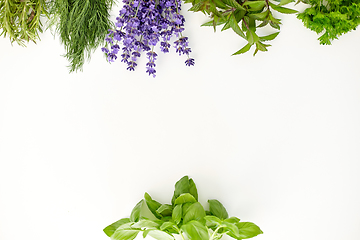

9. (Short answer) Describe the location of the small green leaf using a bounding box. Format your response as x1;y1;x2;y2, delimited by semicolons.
221;221;239;236
181;221;210;240
213;0;229;9
157;204;173;216
208;199;229;220
144;192;162;219
182;202;193;215
269;13;281;24
232;43;252;55
270;22;280;30
236;222;263;239
175;193;197;205
279;0;294;6
259;32;280;41
188;178;198;201
229;13;246;39
183;202;206;224
222;0;246;10
247;29;260;45
221;19;231;31
131;219;159;229
234;9;246;22
243;0;266;11
204;215;222;227
160;221;178;231
189;2;205;11
257;20;269;28
224;217;240;224
201;18;227;27
172;204;182;224
249;11;268;20
130;200;143;222
111;229;140;240
103;218;131;237
269;2;298;14
172;176;190;205
147;229;175;240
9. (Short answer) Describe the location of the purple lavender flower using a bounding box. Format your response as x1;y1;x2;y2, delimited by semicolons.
185;58;195;66
146;51;157;77
103;0;194;77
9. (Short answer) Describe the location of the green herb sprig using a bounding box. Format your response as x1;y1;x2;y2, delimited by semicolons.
0;0;49;46
297;0;360;45
104;176;263;240
186;0;298;55
50;0;114;72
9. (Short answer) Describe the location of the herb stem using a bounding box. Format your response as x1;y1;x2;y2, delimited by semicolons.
209;226;222;240
179;230;186;240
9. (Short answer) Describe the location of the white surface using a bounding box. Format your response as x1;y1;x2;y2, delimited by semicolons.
1;3;360;240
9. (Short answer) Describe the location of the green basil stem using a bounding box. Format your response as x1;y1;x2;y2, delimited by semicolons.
179;230;187;240
209;225;222;240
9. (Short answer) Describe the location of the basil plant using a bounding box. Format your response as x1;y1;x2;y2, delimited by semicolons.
104;176;263;240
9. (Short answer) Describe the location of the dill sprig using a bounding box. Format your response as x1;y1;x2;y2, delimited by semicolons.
0;0;49;46
50;0;115;72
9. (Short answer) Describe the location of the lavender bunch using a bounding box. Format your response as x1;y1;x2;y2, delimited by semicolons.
102;0;194;77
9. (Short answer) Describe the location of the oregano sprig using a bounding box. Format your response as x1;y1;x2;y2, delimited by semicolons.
104;176;263;240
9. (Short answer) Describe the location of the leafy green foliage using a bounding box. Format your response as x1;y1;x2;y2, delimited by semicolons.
104;176;263;240
49;0;114;72
0;0;49;46
194;0;298;55
297;0;360;45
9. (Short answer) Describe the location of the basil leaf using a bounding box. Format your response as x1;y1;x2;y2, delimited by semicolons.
224;217;240;224
279;0;294;6
157;204;173;217
183;202;206;224
111;229;140;240
160;221;178;231
103;218;131;237
175;193;197;205
236;222;263;239
204;215;222;227
172;204;182;224
172;176;190;205
147;229;175;240
208;199;229;220
188;178;198;201
181;221;209;240
131;219;159;229
144;192;162;219
221;221;239;236
130;200;143;222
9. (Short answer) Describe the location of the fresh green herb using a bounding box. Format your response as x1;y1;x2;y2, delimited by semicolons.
104;176;263;240
50;0;114;72
297;0;360;45
0;0;49;46
186;0;297;55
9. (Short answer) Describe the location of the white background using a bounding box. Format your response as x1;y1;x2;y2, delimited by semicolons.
1;2;360;240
